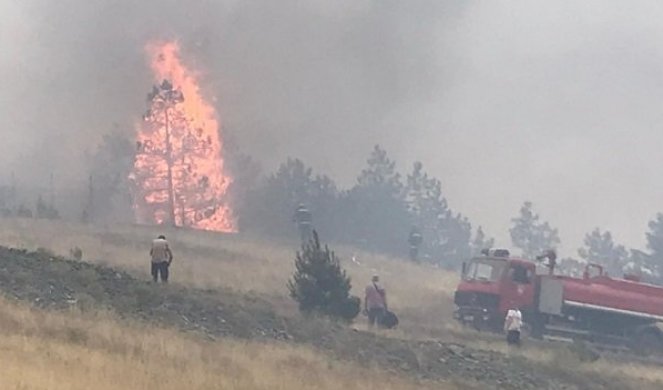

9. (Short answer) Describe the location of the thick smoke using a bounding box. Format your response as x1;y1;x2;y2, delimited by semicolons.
2;1;663;251
1;0;458;180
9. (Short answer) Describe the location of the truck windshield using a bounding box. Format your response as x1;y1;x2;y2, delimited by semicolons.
464;259;506;282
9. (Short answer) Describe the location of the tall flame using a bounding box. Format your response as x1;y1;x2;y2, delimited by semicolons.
130;41;236;232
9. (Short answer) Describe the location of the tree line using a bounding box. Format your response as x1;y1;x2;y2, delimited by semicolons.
233;145;491;268
89;129;663;281
77;130;489;267
509;201;663;282
3;127;663;281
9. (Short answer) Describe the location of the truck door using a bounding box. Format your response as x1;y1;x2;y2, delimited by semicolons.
501;263;536;313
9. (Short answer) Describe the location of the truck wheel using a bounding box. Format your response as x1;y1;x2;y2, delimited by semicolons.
471;314;495;332
471;315;484;331
529;315;546;340
633;329;663;356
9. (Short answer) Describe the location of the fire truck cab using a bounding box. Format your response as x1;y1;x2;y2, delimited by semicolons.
454;249;537;331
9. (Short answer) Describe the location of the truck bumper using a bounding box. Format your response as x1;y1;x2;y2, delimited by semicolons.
454;306;498;331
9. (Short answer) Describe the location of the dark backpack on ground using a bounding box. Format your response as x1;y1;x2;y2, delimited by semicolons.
381;310;399;329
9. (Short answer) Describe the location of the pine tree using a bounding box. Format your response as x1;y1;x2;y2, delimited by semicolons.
132;80;185;226
288;231;360;321
436;212;472;266
357;145;404;196
627;249;658;283
510;201;560;259
35;195;59;220
644;213;663;278
405;161;472;265
647;214;663;259
86;129;135;223
132;80;228;228
341;145;410;253
471;226;495;256
406;161;447;239
241;158;338;239
35;196;47;219
224;135;263;230
578;228;628;277
16;203;32;218
558;257;585;277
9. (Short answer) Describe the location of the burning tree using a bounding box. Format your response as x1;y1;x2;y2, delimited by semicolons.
130;42;235;232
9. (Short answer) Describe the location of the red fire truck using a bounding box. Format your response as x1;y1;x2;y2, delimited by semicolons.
454;249;663;352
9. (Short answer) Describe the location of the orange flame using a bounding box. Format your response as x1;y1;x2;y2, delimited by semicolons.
130;41;236;232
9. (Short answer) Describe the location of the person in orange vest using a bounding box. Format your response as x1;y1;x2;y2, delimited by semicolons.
150;235;173;283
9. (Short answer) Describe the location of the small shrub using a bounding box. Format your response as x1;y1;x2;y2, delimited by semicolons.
70;247;83;261
35;247;56;259
288;231;360;321
35;196;60;220
16;204;33;218
73;293;97;311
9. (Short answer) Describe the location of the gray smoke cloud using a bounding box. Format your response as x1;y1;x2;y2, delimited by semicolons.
2;0;663;254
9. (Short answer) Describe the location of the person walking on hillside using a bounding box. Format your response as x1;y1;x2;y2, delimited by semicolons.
408;226;423;262
150;235;173;283
504;307;523;346
293;203;313;243
364;275;387;329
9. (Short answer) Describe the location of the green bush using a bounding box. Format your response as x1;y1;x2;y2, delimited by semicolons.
288;231;360;321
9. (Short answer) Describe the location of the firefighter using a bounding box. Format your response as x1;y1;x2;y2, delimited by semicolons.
293;203;313;243
150;235;173;283
504;307;523;346
536;249;557;275
408;226;423;262
364;275;387;329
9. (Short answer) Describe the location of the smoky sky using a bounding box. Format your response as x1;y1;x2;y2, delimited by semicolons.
2;0;663;255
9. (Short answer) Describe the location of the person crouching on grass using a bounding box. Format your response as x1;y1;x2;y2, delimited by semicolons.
504;307;523;346
150;235;173;283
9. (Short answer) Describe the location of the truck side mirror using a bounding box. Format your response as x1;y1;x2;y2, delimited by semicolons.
461;262;467;276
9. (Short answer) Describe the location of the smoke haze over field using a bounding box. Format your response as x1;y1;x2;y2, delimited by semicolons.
3;1;663;253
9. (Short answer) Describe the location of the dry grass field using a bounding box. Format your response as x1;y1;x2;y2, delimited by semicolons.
0;297;451;390
2;218;663;389
0;218;459;337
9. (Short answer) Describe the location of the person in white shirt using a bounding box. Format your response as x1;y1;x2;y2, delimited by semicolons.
504;308;523;346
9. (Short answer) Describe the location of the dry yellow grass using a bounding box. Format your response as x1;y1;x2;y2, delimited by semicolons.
0;297;452;390
0;218;459;336
1;219;663;388
430;329;663;387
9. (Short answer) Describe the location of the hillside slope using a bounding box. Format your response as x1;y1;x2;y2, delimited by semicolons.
0;245;655;390
0;296;447;390
0;218;459;337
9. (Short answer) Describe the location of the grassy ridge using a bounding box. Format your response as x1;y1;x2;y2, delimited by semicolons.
0;218;662;389
0;297;448;390
0;218;459;337
0;244;567;389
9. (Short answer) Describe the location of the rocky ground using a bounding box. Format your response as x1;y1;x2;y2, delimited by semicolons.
0;246;657;390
